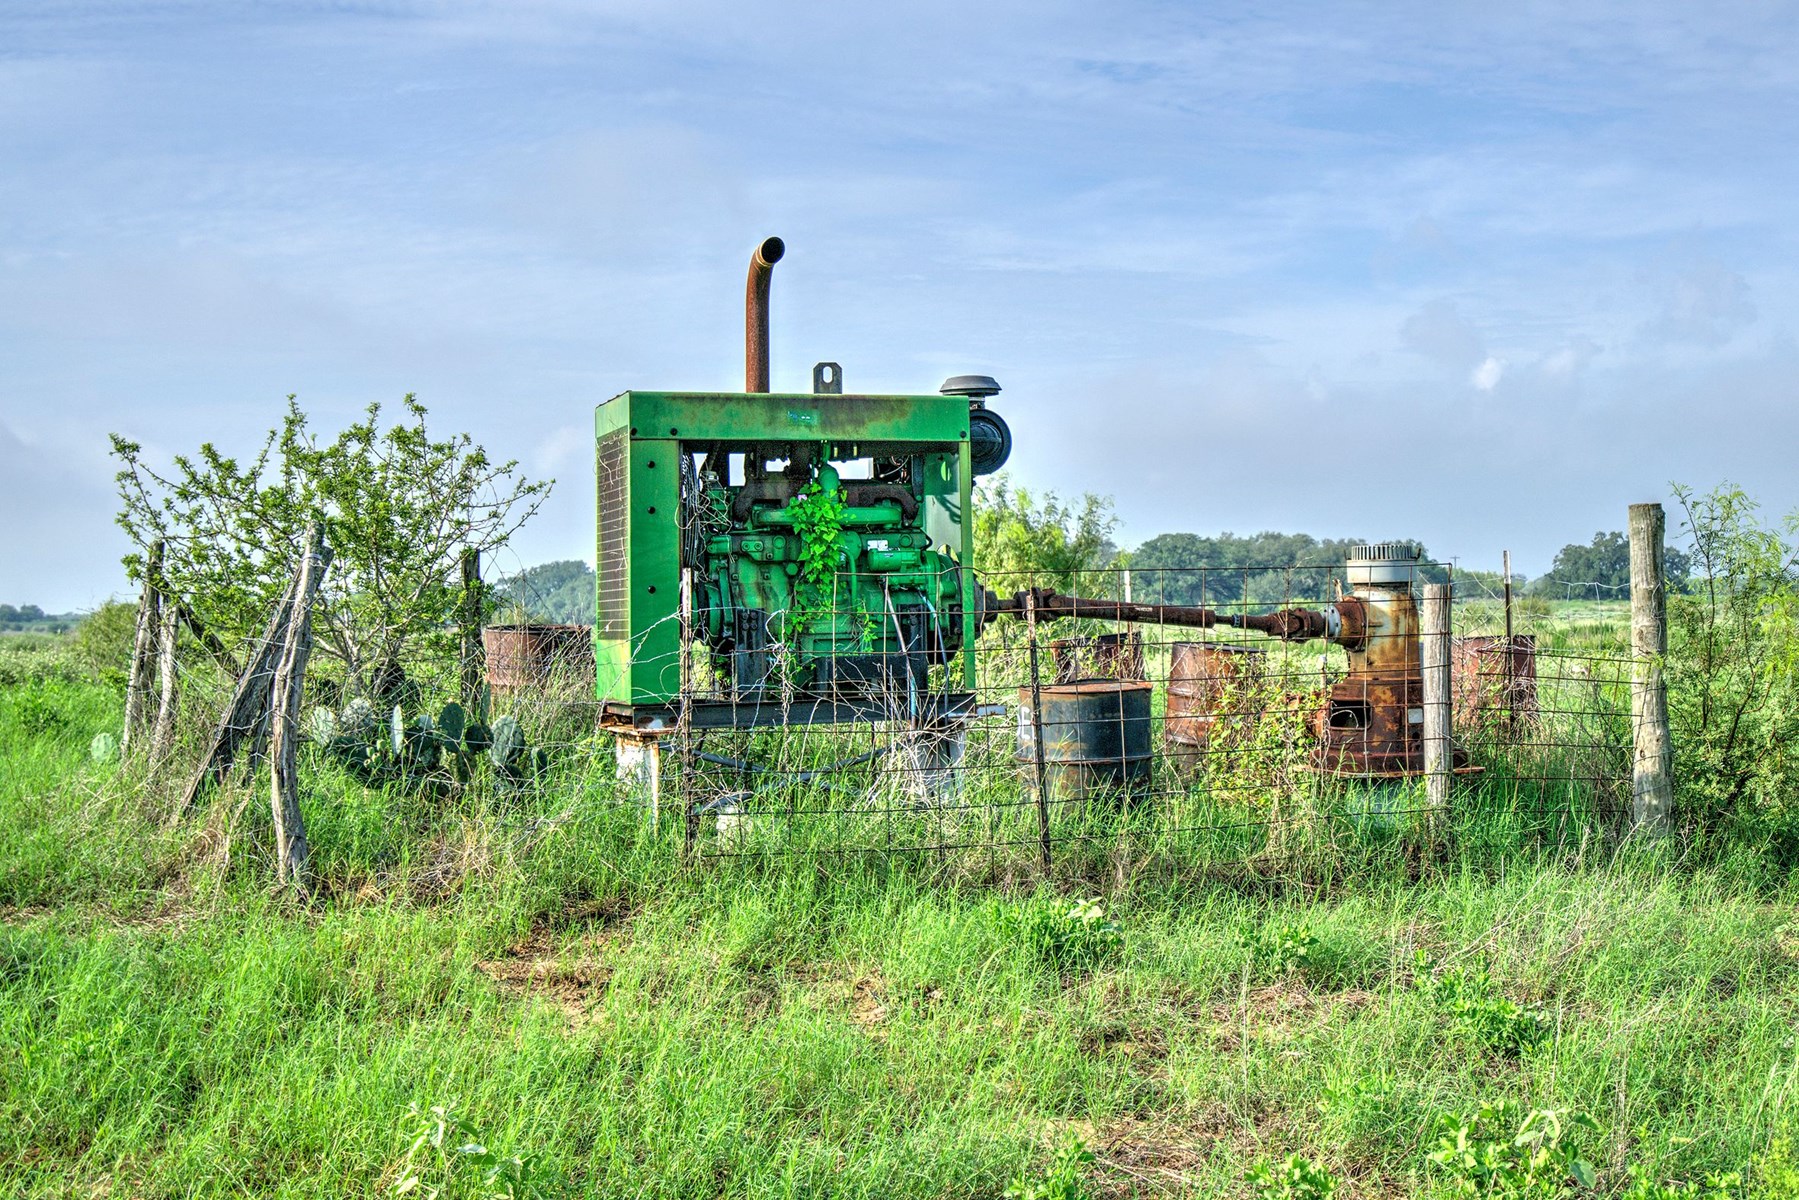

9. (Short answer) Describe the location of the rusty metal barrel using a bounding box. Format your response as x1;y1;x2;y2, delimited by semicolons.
1164;641;1266;773
483;624;596;695
1016;679;1153;801
1452;635;1538;733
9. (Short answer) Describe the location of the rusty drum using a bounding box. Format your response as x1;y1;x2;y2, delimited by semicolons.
1016;678;1154;802
1050;631;1145;683
1164;641;1266;773
1452;635;1538;733
483;624;596;695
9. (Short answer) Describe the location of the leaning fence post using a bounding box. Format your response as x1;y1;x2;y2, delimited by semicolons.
269;525;332;891
460;548;484;707
123;539;164;754
150;568;181;762
1024;588;1053;877
1629;502;1674;833
1421;582;1452;850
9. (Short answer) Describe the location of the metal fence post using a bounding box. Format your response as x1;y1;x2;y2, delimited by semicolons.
1629;502;1674;833
1024;589;1052;877
1421;582;1452;850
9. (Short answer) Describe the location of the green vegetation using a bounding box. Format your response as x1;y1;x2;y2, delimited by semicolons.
11;474;1799;1196
973;474;1119;589
111;395;549;693
1127;532;1449;608
1529;531;1693;601
8;647;1799;1197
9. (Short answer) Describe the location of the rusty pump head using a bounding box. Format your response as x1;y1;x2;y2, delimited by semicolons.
1315;542;1425;777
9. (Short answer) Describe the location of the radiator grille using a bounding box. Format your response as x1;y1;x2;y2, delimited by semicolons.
596;430;629;637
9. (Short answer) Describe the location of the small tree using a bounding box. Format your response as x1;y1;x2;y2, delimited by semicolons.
112;396;550;694
1667;483;1799;827
972;474;1118;592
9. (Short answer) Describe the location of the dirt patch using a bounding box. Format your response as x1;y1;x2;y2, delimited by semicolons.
474;904;633;1029
848;974;888;1030
1039;1103;1287;1197
0;904;52;926
1079;1021;1169;1065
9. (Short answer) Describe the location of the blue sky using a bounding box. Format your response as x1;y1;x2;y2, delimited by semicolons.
4;2;1798;609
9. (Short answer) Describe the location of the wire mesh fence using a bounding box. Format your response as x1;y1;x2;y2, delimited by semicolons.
145;560;1641;881
648;563;1637;870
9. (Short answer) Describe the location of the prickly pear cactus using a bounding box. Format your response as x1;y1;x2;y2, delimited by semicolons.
305;689;546;790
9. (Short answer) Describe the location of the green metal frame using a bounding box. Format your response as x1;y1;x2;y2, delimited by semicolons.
594;390;976;709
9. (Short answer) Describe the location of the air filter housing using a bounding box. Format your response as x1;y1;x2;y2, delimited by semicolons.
1346;541;1420;590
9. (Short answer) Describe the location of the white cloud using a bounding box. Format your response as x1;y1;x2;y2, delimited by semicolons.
1471;356;1505;391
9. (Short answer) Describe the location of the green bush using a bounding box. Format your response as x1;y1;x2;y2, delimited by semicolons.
1238;920;1318;980
1248;1153;1338;1199
997;895;1122;973
1004;1136;1092;1200
1427;1102;1597;1197
69;600;138;686
1666;484;1799;837
1421;959;1548;1057
0;637;85;687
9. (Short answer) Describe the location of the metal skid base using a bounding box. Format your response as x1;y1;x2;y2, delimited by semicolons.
600;691;987;735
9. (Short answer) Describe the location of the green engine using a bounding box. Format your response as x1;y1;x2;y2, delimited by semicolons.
593;375;1010;729
692;458;971;698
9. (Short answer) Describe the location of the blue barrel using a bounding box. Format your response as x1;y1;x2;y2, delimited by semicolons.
1016;679;1154;801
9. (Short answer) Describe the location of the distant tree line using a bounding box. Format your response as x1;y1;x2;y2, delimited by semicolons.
493;560;595;625
0;604;79;634
1125;532;1449;608
1525;530;1693;599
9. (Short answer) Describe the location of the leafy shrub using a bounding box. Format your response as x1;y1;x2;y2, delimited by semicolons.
998;895;1122;973
392;1101;557;1200
112;396;548;697
1238;920;1318;979
1315;1067;1395;1142
69;600;138;685
1248;1153;1338;1198
1665;484;1799;833
1004;1136;1093;1200
0;678;103;740
1422;959;1548;1057
1427;1102;1597;1197
0;637;86;687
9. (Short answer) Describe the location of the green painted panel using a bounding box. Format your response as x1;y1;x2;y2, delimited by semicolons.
599;391;969;445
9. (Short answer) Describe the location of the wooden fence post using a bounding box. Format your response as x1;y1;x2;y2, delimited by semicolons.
180;577;299;811
1629;502;1674;833
1421;582;1452;850
268;526;332;891
1024;589;1053;877
460;548;484;707
123;539;163;754
150;575;181;761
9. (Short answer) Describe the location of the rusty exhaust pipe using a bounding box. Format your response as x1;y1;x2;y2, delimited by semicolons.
745;236;785;392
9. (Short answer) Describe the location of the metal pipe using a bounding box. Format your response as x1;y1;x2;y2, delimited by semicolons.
745;236;785;392
987;588;1331;641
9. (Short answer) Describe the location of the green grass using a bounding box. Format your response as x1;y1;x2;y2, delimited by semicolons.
7;664;1799;1197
